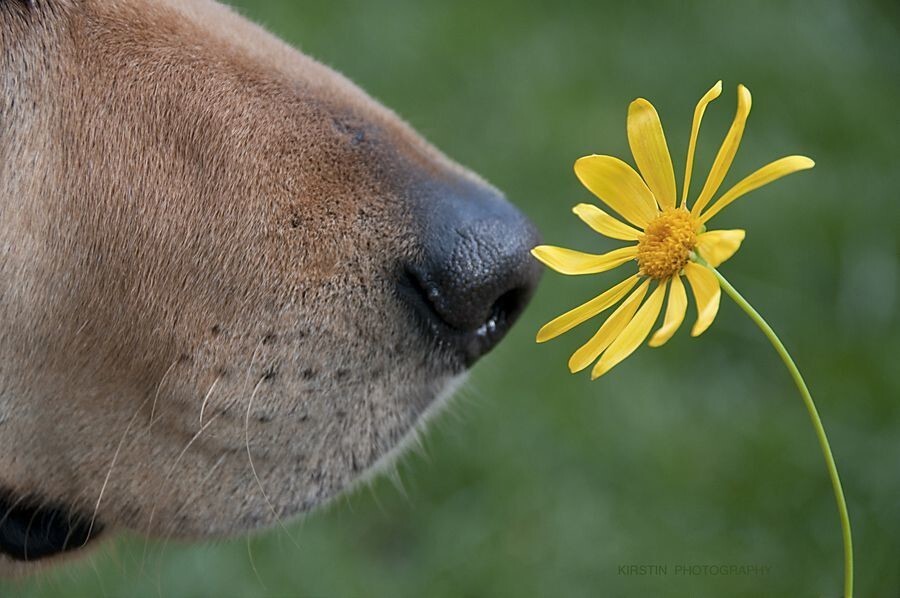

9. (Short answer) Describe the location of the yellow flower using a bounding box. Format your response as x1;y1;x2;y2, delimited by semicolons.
532;81;814;379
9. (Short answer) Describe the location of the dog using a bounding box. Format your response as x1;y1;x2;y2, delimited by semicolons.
0;0;540;570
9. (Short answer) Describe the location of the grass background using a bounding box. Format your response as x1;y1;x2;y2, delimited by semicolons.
4;0;899;595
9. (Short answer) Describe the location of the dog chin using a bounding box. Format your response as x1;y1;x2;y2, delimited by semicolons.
357;373;469;488
236;372;470;533
0;374;468;567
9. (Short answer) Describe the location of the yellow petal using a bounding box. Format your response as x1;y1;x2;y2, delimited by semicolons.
696;229;745;267
572;204;643;241
574;155;659;228
537;274;640;342
691;85;752;217
683;262;721;337
531;245;637;275
648;275;687;347
682;80;722;206
591;281;666;378
628;98;677;210
568;279;650;373
699;156;815;223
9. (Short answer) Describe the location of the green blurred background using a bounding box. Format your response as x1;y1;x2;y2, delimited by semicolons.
5;0;899;596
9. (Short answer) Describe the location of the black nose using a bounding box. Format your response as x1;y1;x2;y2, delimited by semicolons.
400;178;542;366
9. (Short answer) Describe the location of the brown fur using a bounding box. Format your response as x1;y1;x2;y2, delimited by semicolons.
0;0;499;568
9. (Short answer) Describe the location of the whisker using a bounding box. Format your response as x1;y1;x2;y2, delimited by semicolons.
85;392;155;546
197;376;221;429
141;335;274;572
367;483;387;515
86;543;110;598
242;339;265;394
0;493;27;529
246;534;267;592
74;319;90;336
150;452;228;567
387;458;409;501
149;358;180;428
244;376;301;549
139;411;222;574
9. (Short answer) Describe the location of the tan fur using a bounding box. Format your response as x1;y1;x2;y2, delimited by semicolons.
0;0;496;565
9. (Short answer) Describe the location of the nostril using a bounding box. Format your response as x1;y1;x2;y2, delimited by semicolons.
486;287;528;334
400;262;538;367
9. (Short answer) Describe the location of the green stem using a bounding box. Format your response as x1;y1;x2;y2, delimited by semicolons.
708;265;853;597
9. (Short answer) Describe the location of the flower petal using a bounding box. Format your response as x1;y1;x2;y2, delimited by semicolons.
628;98;677;210
531;245;637;275
537;274;640;342
683;262;721;337
568;279;650;373
696;229;745;267
572;204;643;241
682;80;722;206
648;275;687;347
699;156;815;223
574;155;659;228
591;281;666;378
691;85;752;217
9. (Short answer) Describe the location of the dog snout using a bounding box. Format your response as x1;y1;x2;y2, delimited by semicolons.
401;179;542;366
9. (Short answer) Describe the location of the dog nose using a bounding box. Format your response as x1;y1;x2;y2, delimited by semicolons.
400;179;542;366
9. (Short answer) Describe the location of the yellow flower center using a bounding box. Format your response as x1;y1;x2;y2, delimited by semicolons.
636;208;699;280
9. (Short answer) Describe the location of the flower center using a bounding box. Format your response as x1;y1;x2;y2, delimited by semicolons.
636;208;699;280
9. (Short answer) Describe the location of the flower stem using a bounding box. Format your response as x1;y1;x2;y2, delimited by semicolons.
709;266;853;598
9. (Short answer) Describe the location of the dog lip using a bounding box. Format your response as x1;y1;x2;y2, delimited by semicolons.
0;489;103;561
397;267;525;367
